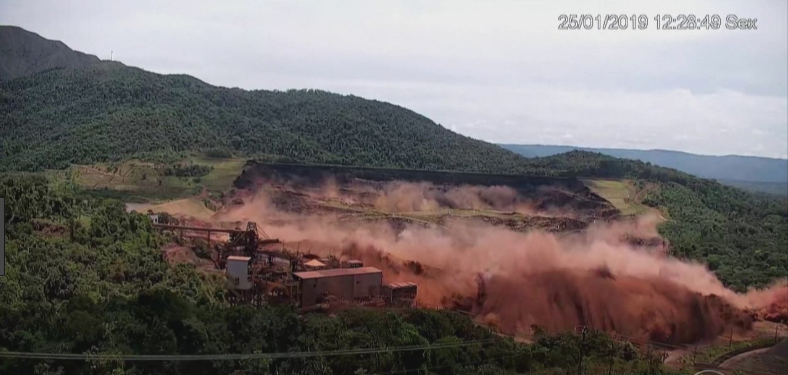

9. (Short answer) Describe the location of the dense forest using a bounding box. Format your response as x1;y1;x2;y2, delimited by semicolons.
0;62;530;174
0;177;671;375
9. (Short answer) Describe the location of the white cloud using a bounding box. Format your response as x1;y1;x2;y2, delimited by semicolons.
1;0;786;157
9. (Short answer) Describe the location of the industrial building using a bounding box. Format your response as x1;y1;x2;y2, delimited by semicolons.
303;259;327;270
294;267;383;307
344;260;364;268
382;282;418;306
153;220;416;309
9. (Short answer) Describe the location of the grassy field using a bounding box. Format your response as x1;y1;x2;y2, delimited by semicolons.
581;178;652;216
72;162;193;198
190;157;247;193
679;337;780;365
29;156;249;203
126;197;218;220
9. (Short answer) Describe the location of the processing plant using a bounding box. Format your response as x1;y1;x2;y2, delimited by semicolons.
152;218;418;310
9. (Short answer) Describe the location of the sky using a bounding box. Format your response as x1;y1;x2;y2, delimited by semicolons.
1;0;786;158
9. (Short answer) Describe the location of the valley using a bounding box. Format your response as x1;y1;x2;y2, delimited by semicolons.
1;23;786;375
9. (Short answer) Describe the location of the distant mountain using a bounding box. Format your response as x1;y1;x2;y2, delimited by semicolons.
0;25;100;81
717;179;788;196
501;144;788;195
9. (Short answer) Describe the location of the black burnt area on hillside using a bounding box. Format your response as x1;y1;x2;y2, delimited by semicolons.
235;162;620;219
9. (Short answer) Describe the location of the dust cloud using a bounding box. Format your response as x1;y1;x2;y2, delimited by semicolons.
278;178;542;215
215;186;786;344
368;182;533;213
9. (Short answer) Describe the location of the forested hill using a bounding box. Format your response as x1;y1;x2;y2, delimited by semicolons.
501;144;788;195
0;26;100;81
517;151;788;290
0;61;529;173
1;27;786;291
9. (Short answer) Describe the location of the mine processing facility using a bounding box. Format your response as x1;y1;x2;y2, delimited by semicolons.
152;219;418;309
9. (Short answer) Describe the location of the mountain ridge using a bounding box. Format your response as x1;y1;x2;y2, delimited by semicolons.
0;25;101;81
0;61;534;174
501;144;788;195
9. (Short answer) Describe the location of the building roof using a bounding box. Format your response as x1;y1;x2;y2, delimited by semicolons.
294;267;383;280
346;260;363;264
304;259;326;268
227;256;252;262
385;282;418;289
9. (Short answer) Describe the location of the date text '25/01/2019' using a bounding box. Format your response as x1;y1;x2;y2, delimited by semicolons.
558;14;757;30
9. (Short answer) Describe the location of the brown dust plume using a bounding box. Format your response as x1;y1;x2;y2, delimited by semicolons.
216;185;787;344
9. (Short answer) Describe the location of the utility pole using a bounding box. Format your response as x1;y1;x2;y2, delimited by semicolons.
729;327;733;347
579;330;584;375
607;339;615;375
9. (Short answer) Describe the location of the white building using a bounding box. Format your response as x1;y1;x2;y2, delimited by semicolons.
226;256;252;290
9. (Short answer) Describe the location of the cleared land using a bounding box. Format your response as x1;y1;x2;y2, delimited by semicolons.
54;156;247;202
190;157;247;193
581;178;654;216
126;198;217;220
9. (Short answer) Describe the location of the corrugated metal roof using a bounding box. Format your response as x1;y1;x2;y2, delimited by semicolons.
294;267;382;279
227;256;252;261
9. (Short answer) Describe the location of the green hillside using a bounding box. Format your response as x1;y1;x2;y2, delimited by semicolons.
1;60;786;291
519;151;788;290
0;62;529;173
0;25;100;81
501;144;788;184
501;144;788;196
1;25;786;375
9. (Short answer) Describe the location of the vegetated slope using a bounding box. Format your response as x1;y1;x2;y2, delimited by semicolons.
0;28;785;291
0;176;662;375
0;62;529;173
0;26;100;81
521;151;788;291
502;144;788;195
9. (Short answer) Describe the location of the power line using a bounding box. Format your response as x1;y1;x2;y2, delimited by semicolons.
5;323;778;365
367;353;520;375
0;339;496;362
